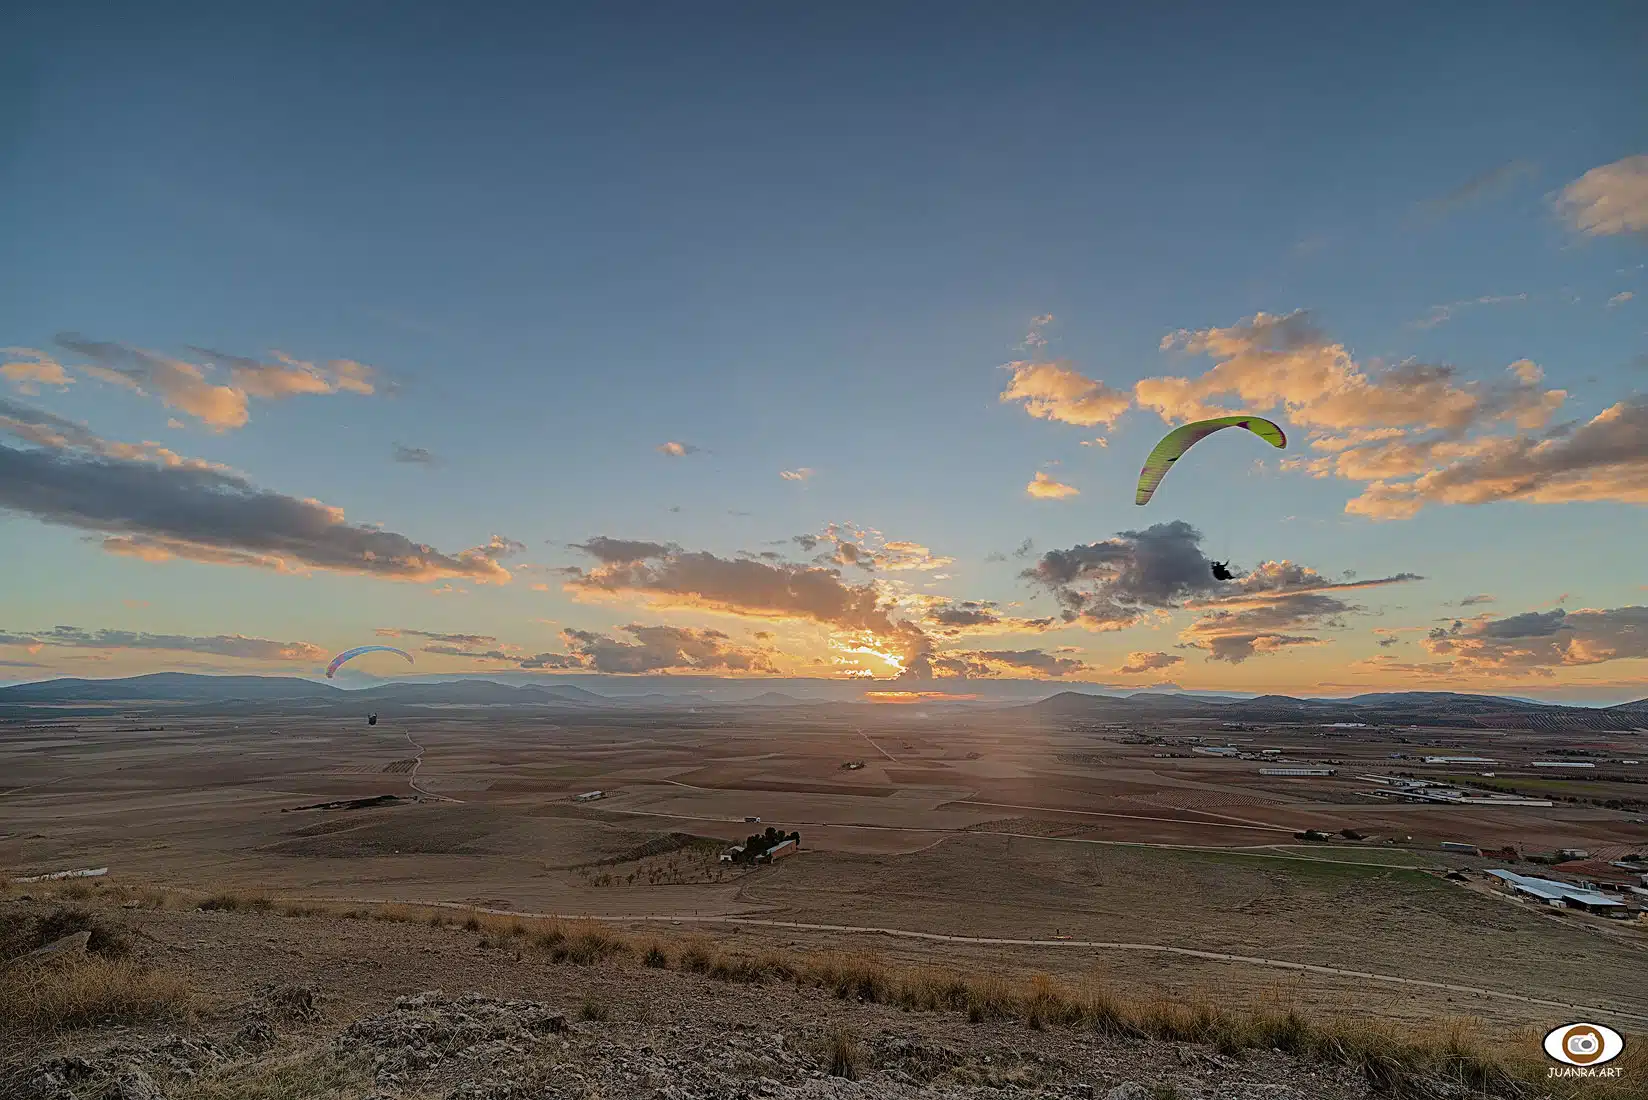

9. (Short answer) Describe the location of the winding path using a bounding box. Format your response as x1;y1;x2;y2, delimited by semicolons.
299;895;1648;1027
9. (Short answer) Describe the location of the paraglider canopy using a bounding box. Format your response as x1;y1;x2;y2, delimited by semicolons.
326;645;413;679
367;713;379;726
1135;415;1286;506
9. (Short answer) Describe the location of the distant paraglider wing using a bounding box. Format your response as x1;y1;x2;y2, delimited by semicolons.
1135;416;1286;505
326;645;414;679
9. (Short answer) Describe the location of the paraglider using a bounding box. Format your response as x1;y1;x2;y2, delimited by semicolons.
325;645;413;679
1210;560;1236;581
1135;415;1286;506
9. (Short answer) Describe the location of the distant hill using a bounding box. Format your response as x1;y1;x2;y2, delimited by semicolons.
0;673;341;703
3;675;1645;731
1020;688;1648;732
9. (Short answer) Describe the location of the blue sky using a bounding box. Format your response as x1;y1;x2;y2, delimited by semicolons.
2;3;1645;700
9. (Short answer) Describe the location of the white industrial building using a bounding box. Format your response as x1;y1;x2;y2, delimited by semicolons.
1259;766;1335;777
1531;761;1594;768
572;790;605;802
1486;870;1632;917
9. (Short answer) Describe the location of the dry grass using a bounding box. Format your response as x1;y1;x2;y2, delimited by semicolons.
168;1050;369;1100
195;889;274;913
15;888;1638;1098
0;955;192;1032
821;1024;860;1080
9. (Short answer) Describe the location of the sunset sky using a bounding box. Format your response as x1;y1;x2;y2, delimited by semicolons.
3;4;1645;702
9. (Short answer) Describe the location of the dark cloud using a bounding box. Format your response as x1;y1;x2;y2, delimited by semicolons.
0;439;517;583
566;547;895;634
793;534;820;552
572;536;677;564
1377;636;1401;648
422;644;517;661
1117;650;1184;675
560;624;777;674
1197;633;1321;664
1023;521;1222;628
392;443;440;467
1456;594;1496;607
1477;610;1571;638
378;628;502;647
0;626;325;662
1419;605;1648;676
931;648;1088;678
921;599;1054;635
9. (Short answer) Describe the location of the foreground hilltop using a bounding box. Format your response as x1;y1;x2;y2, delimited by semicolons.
5;883;1632;1100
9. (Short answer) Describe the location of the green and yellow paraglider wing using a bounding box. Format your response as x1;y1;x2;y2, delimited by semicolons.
1134;415;1286;505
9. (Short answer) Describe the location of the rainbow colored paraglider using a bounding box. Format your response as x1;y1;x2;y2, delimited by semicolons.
325;645;414;679
1135;415;1286;505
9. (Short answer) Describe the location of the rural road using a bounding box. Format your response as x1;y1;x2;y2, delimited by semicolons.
304;895;1648;1028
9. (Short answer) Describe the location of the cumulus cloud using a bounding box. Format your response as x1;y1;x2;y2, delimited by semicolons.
791;526;955;573
780;468;814;481
501;625;780;675
392;443;440;466
0;626;325;662
1;397;214;469
657;441;700;457
1610;291;1635;307
919;598;1055;636
999;360;1130;428
1456;593;1496;607
571;536;679;564
1117;650;1184;675
930;648;1088;678
2;349;73;393
566;542;894;634
1343;397;1648;518
48;336;375;431
1556;154;1648;237
1150;310;1622;518
0;432;519;583
1021;520;1224;629
187;346;375;399
1417;605;1648;677
1026;471;1080;500
1178;562;1422;663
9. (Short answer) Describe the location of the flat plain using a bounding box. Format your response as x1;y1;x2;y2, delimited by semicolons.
3;701;1646;1035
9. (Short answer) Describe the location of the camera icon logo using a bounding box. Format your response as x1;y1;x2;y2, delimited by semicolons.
1544;1023;1624;1067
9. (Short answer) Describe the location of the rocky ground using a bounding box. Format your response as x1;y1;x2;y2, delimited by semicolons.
0;896;1556;1099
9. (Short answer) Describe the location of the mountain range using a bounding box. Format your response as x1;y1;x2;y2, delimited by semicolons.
0;674;1644;730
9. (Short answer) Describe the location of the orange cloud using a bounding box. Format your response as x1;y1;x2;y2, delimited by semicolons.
1;349;73;393
1026;471;1079;499
1000;360;1130;427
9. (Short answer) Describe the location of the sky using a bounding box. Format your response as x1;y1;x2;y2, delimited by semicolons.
2;2;1646;702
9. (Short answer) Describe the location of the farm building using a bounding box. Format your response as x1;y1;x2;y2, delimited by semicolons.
1550;860;1644;890
1259;766;1335;776
1422;756;1496;764
1193;747;1239;757
719;845;745;863
1485;870;1633;917
1440;841;1482;856
1531;761;1595;768
572;790;604;803
758;838;797;863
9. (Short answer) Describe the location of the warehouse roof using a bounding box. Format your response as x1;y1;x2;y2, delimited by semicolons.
1486;870;1625;908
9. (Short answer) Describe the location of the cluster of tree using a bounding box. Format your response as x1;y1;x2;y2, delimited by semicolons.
737;826;801;863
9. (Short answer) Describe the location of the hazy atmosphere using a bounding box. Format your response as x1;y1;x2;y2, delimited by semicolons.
3;3;1645;702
